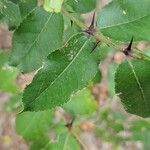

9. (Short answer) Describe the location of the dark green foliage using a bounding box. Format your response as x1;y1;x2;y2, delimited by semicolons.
10;7;64;72
23;33;100;111
115;60;150;117
97;0;150;41
0;1;150;149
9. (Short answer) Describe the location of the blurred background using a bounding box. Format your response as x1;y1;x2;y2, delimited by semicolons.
0;0;150;150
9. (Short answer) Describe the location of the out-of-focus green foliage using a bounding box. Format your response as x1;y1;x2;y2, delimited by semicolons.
1;0;150;149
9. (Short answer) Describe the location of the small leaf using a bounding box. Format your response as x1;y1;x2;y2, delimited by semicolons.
94;43;112;61
48;133;80;150
30;136;51;150
16;110;53;140
9;0;18;3
13;0;37;18
63;88;98;115
0;0;22;29
115;59;150;117
63;15;81;42
97;0;150;41
108;63;118;97
131;120;150;150
4;93;22;112
66;0;96;13
44;0;64;13
0;51;9;68
10;7;64;72
23;33;99;111
0;67;19;93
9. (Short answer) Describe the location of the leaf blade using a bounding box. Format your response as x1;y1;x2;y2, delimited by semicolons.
66;0;96;13
10;7;64;72
16;110;53;140
97;0;150;41
23;33;99;111
115;59;150;117
18;0;37;18
0;0;22;29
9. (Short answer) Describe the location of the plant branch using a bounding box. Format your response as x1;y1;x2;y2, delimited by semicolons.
63;132;70;150
62;9;150;61
62;8;86;29
71;130;88;150
61;9;121;50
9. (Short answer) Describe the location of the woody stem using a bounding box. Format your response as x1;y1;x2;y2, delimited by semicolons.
62;8;150;61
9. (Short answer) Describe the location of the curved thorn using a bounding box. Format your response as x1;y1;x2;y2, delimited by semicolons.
127;36;134;51
89;12;95;29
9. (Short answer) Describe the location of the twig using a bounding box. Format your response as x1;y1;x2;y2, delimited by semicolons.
71;131;88;150
61;8;150;61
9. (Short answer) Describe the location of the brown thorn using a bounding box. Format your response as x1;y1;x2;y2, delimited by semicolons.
123;37;134;56
84;12;96;36
89;12;95;29
70;20;73;27
91;38;100;53
65;116;75;130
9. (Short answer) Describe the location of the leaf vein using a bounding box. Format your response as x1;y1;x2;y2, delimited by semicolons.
19;13;53;63
101;14;150;30
128;60;150;113
26;36;90;107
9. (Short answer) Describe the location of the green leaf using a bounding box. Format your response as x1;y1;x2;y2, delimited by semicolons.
63;15;81;42
63;88;98;115
115;59;150;117
16;110;53;140
66;0;96;13
91;70;101;84
4;93;22;112
108;63;118;97
97;0;150;41
9;0;18;3
30;136;51;150
13;0;37;18
31;132;80;150
0;0;22;29
131;120;150;150
44;0;64;13
9;0;37;18
47;133;80;150
63;22;81;42
94;43;112;61
10;0;37;19
0;67;19;93
0;51;9;68
23;33;99;111
10;7;64;72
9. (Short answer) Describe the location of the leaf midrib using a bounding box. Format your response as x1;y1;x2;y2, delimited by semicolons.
101;13;150;30
21;113;41;137
25;36;90;106
19;13;53;63
128;60;150;113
